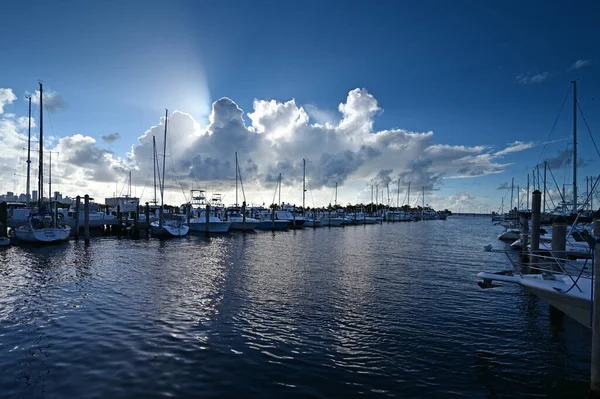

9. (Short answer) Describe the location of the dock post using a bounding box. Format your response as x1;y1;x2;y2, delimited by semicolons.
74;196;81;240
117;204;122;233
84;194;90;244
551;216;567;270
590;210;600;396
0;202;7;237
242;201;246;231
312;210;316;229
145;202;150;237
133;205;140;238
186;204;191;230
205;204;210;237
271;207;275;230
519;212;529;259
530;190;542;264
293;205;296;228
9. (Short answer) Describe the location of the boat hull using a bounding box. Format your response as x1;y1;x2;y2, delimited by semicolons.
321;218;344;227
229;221;258;231
189;222;231;233
151;223;189;237
255;220;289;230
15;227;70;243
304;219;322;228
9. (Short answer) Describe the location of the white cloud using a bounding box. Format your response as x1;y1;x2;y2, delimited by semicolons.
569;59;591;70
494;140;535;156
1;87;529;208
517;72;551;84
0;88;17;114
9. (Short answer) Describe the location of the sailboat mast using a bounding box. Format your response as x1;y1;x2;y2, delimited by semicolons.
572;80;578;213
543;162;547;213
408;182;411;207
161;109;168;208
510;177;514;211
422;186;425;208
302;158;306;212
334;182;337;206
278;173;281;207
129;170;132;197
38;82;43;206
26;96;32;205
396;179;400;208
235;152;239;207
49;151;52;202
152;135;157;204
526;173;529;210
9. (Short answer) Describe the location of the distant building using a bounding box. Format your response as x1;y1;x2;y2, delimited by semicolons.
32;190;38;202
54;191;62;201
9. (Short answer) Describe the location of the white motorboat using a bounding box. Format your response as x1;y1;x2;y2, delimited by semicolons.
275;210;306;228
228;214;259;231
321;216;345;227
498;228;520;241
189;213;232;233
304;219;322;228
477;268;591;328
150;217;189;237
15;212;71;243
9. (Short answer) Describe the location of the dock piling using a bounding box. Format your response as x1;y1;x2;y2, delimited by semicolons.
242;201;246;231
551;216;567;270
293;205;296;228
205;204;210;237
519;212;529;259
145;203;150;237
74;196;80;240
530;190;541;263
84;194;90;244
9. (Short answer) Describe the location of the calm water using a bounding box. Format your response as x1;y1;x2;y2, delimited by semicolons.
0;217;592;398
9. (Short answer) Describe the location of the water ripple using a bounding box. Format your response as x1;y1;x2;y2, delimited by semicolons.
0;218;591;398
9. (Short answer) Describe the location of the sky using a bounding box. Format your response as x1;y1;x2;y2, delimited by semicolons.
0;0;599;212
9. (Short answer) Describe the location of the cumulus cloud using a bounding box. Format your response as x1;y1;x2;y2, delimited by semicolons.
517;72;551;84
30;90;66;112
101;132;120;143
569;59;590;70
497;182;510;190
1;86;532;207
0;88;17;114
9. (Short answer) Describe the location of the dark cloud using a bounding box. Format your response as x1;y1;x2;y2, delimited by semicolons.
101;132;120;143
497;182;510;190
542;150;586;169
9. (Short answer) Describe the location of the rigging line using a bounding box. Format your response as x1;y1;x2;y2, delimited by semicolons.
547;164;565;204
578;102;600;159
536;84;572;167
237;161;247;203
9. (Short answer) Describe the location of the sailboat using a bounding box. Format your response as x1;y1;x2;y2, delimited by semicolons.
14;83;71;244
150;109;189;237
227;152;259;231
477;81;594;328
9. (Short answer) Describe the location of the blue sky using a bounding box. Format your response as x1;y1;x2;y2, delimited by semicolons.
0;0;598;210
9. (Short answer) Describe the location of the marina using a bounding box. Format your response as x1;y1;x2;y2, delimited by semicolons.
1;1;599;397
